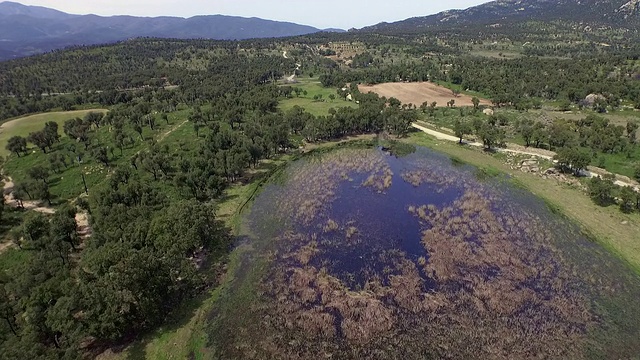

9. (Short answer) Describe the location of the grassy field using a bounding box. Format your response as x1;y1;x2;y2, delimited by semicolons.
279;77;357;116
2;109;190;202
0;109;108;157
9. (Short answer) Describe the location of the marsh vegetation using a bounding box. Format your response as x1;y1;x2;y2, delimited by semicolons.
208;145;640;359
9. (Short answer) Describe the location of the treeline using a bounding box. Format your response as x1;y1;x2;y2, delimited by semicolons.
3;36;640;123
0;197;229;359
446;56;640;108
513;115;638;174
318;54;640;109
0;38;294;121
511;114;640;213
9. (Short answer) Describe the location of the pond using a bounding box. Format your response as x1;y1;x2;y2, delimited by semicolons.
209;145;640;359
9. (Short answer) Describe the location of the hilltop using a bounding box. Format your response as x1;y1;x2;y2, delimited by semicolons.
361;0;640;33
0;1;340;60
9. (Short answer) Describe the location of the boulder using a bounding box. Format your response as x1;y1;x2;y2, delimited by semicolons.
483;108;494;116
584;93;605;105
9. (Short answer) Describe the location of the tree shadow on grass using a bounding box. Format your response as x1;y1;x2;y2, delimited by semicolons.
216;193;239;206
103;291;213;360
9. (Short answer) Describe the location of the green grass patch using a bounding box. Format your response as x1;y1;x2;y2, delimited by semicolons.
3;110;190;202
0;109;108;157
0;247;30;274
592;150;640;179
279;77;357;116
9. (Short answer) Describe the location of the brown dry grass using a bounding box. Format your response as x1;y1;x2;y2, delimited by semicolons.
358;82;491;107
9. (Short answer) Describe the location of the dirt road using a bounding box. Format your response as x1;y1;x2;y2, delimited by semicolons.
411;123;639;190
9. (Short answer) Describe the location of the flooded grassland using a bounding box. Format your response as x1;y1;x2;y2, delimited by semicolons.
208;145;640;359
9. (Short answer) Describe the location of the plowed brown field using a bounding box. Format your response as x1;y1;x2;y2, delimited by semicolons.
358;82;491;107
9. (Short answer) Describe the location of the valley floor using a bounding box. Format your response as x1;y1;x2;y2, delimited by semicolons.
99;130;640;359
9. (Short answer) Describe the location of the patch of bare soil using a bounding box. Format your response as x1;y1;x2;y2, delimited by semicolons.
358;82;491;107
0;241;14;253
2;176;55;214
0;176;93;254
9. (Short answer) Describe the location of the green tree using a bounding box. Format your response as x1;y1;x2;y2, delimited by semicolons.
32;181;53;205
588;175;616;206
453;119;473;144
49;153;66;174
43;121;60;145
50;206;78;250
27;165;50;184
478;123;505;150
84;111;104;129
554;147;592;176
63;118;91;149
471;97;480;109
21;212;51;249
147;200;230;258
92;146;110;167
619;186;637;213
627;122;639;144
28;131;50;153
6;136;27;157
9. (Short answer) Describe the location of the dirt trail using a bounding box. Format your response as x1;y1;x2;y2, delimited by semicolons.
3;176;56;214
0;241;14;253
158;119;188;143
411;123;640;190
1;175;92;253
282;51;300;81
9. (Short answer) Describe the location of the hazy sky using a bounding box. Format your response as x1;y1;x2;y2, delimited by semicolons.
15;0;487;29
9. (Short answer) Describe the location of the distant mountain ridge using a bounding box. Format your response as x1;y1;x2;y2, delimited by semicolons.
0;1;342;61
360;0;640;33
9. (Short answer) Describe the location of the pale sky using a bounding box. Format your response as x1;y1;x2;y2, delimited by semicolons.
13;0;488;29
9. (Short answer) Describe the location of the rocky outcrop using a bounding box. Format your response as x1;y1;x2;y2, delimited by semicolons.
618;0;640;17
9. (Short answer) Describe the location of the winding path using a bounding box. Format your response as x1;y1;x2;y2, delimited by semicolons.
411;123;639;190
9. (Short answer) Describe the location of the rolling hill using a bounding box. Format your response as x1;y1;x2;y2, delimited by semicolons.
0;1;339;60
360;0;640;33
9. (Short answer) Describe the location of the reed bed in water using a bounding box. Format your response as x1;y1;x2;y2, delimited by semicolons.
273;149;391;225
226;148;636;359
253;193;596;358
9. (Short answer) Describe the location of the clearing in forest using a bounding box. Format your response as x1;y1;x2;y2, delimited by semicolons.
0;109;108;156
359;82;491;107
